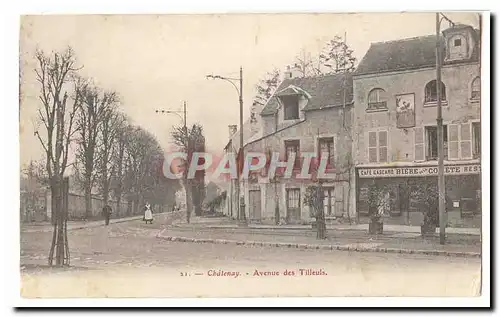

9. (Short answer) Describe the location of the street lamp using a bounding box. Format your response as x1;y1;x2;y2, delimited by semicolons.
436;12;455;245
155;102;189;219
206;68;247;225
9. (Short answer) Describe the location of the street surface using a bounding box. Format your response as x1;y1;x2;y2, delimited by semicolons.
20;214;481;297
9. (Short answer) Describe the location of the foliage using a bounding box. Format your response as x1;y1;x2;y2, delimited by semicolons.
170;123;206;221
409;180;439;225
207;190;227;211
252;69;281;122
319;35;357;74
367;183;388;221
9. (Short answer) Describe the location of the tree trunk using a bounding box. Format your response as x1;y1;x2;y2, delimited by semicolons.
84;180;92;220
185;181;192;224
315;185;327;240
346;170;352;225
48;176;67;267
116;194;122;217
126;199;132;216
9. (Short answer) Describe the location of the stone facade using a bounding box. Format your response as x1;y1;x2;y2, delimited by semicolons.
239;73;356;224
352;25;481;228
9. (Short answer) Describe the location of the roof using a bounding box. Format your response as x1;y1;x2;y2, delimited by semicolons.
261;73;354;116
355;28;480;76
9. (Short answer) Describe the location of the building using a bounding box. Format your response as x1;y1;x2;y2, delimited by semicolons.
221;110;263;219
352;24;481;227
240;70;356;224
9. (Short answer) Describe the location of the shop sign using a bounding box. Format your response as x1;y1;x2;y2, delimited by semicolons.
358;164;481;178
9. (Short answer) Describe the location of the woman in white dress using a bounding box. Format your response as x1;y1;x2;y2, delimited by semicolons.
143;202;153;224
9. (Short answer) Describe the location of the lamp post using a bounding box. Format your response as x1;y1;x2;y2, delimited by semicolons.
436;13;455;245
155;101;189;219
207;68;247;225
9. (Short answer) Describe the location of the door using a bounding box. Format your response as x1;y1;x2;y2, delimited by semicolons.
286;188;301;223
248;190;262;221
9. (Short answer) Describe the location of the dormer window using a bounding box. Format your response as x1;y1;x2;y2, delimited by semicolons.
281;95;300;120
448;34;468;61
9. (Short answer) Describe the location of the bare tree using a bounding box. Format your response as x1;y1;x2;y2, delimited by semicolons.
74;83;119;219
95;98;121;209
170;123;206;223
251;69;281;123
319;35;357;74
122;126;164;215
110;119;132;215
33;47;83;266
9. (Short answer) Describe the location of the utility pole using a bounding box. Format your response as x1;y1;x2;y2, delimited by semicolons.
239;66;246;223
155;102;189;221
436;12;455;245
206;68;247;225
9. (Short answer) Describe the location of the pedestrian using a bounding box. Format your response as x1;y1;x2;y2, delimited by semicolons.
103;204;112;226
143;202;153;224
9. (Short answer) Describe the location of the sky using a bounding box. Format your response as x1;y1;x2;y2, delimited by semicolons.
19;12;480;168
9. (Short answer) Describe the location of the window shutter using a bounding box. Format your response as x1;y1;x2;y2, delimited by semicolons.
378;131;388;162
368;132;377;163
448;124;459;159
414;127;424;161
460;123;472;159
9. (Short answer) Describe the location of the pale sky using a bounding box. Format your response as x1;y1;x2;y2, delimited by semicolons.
19;12;480;167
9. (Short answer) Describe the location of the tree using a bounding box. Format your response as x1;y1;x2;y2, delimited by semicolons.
108;114;129;215
122;126;163;215
303;183;327;239
74;82;118;219
251;69;281;123
170;123;206;222
290;48;322;77
319;35;357;74
96;104;123;209
34;47;83;266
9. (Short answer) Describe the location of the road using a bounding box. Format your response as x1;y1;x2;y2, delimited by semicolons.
20;214;481;298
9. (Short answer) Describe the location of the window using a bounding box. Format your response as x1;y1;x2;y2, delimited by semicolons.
323;188;335;217
285;140;300;169
425;125;448;160
282;95;300;120
368;131;388;163
473;122;481;158
471;77;480;100
318;137;334;168
448;35;467;60
367;88;388;110
424;80;446;104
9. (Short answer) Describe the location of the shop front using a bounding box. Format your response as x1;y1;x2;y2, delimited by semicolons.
356;163;481;228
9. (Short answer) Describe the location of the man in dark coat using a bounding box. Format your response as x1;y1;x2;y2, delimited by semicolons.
103;205;112;226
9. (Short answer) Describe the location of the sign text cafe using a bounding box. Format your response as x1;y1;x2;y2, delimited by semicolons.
357;164;481;178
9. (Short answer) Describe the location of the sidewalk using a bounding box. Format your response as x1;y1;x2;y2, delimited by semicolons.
157;227;481;258
172;216;481;236
21;212;175;233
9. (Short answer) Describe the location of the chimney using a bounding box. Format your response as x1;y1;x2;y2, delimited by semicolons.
228;125;238;138
284;64;302;79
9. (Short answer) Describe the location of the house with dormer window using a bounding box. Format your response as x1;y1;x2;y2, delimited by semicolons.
239;71;355;224
352;23;481;228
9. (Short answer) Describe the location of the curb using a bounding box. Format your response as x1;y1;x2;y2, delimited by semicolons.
170;224;481;237
23;212;176;233
155;233;481;258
